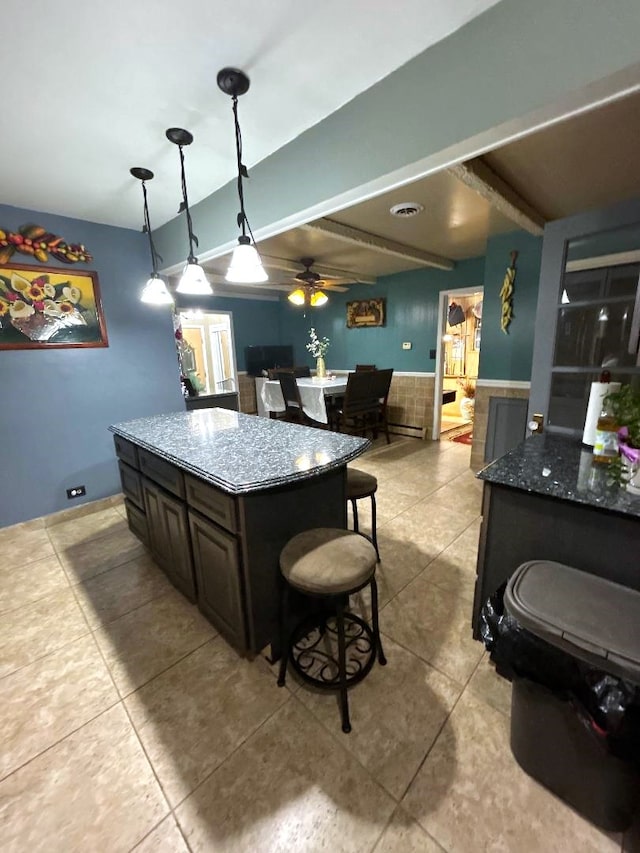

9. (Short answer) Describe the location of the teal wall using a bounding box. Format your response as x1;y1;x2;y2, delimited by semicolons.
278;257;485;371
478;231;543;381
0;203;184;528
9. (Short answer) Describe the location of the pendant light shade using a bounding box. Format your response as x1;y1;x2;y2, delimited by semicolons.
130;167;174;306
288;288;306;306
166;127;212;296
217;67;268;284
226;235;268;283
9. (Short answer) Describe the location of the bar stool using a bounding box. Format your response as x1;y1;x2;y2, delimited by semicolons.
347;468;380;562
277;528;386;733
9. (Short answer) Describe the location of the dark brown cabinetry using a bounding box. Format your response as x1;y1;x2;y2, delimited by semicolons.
113;435;347;655
189;511;245;648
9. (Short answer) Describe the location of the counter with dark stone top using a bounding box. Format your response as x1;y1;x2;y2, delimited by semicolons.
110;409;369;494
478;433;640;519
473;434;640;639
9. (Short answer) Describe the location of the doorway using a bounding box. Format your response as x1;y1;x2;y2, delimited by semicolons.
432;287;483;443
178;310;238;395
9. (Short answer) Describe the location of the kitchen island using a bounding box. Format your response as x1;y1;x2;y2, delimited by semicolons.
472;433;640;638
110;409;369;654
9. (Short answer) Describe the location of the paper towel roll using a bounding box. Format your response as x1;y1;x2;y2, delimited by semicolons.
582;381;621;446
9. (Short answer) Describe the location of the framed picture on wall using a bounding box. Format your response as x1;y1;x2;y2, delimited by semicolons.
0;263;108;350
346;297;386;328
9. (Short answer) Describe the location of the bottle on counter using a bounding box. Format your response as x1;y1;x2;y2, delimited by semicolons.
592;396;619;465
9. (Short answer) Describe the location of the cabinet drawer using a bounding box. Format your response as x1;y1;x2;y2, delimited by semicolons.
185;474;237;533
139;449;185;498
113;435;139;469
118;461;144;511
124;498;149;547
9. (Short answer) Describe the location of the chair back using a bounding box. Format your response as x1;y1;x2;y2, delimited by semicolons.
275;370;304;417
292;365;311;378
355;364;376;372
342;370;379;419
371;368;393;404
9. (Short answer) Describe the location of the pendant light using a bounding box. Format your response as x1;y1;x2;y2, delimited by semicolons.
166;128;213;295
130;168;174;305
217;67;268;284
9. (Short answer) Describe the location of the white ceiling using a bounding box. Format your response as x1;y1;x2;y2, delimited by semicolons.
1;0;501;230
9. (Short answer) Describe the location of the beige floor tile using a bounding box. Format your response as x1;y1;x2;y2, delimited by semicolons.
133;816;190;852
0;704;168;853
0;552;69;614
74;552;172;629
0;634;118;779
0;527;55;572
126;636;290;806
421;519;481;603
296;635;462;799
466;653;513;717
47;507;126;549
381;575;484;683
374;807;445;852
0;587;89;678
401;692;620;853
94;590;217;696
44;496;123;529
57;524;146;584
0;518;45;542
176;697;396;853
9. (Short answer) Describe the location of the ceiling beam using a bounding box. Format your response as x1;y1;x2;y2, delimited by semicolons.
258;254;376;285
301;219;455;271
448;158;546;236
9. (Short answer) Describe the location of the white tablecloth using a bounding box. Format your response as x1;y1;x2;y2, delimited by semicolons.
258;376;348;424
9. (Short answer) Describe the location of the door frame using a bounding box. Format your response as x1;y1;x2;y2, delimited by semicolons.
432;285;483;441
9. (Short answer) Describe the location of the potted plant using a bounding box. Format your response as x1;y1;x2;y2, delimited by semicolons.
457;377;476;422
605;384;640;493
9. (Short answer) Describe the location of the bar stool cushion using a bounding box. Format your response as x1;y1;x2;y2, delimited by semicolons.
280;528;377;595
346;468;377;500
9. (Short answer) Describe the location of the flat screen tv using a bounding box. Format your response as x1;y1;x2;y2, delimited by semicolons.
244;345;294;377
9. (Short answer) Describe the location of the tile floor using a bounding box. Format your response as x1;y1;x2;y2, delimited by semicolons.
0;437;635;852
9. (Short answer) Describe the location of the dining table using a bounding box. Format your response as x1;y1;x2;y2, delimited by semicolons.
257;375;349;424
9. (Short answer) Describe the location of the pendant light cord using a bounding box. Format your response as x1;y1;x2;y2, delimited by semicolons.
141;181;162;275
232;95;257;245
178;145;198;263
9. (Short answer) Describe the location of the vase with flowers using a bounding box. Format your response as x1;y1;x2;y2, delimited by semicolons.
306;327;330;379
457;377;476;422
604;384;640;494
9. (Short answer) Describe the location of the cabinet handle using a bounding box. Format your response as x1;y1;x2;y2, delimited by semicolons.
628;272;640;364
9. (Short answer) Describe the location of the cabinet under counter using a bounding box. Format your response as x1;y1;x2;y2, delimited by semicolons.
111;408;369;655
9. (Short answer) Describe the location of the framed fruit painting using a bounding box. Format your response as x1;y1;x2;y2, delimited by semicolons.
0;263;108;350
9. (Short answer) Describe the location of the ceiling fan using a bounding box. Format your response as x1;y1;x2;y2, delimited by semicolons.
285;257;348;307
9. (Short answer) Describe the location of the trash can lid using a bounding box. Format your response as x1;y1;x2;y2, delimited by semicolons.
504;561;640;684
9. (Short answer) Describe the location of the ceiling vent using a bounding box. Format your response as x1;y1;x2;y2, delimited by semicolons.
390;202;424;218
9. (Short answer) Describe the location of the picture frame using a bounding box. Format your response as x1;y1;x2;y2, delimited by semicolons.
346;297;386;328
0;263;108;350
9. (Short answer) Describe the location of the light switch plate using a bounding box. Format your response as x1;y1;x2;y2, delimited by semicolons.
402;342;412;350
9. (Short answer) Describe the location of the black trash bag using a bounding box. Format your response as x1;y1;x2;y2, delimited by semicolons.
479;585;640;763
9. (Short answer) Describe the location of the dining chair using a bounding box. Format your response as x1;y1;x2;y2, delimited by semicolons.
355;364;377;372
293;365;311;378
369;368;394;444
332;370;380;437
275;370;309;424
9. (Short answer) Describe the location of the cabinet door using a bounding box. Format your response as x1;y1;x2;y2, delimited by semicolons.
142;478;196;602
188;511;246;650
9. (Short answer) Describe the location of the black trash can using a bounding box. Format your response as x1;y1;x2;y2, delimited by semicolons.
503;560;640;832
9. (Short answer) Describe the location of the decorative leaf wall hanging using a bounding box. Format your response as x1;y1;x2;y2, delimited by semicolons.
500;250;518;334
0;224;92;265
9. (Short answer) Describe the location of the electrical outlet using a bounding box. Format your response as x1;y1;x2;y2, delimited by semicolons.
402;342;412;350
66;485;86;500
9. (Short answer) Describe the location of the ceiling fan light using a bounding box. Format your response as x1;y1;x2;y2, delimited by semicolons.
226;238;268;283
176;262;213;295
141;274;174;305
310;290;328;307
288;288;306;306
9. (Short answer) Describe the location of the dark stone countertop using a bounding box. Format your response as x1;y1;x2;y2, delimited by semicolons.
110;409;369;495
478;433;640;519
